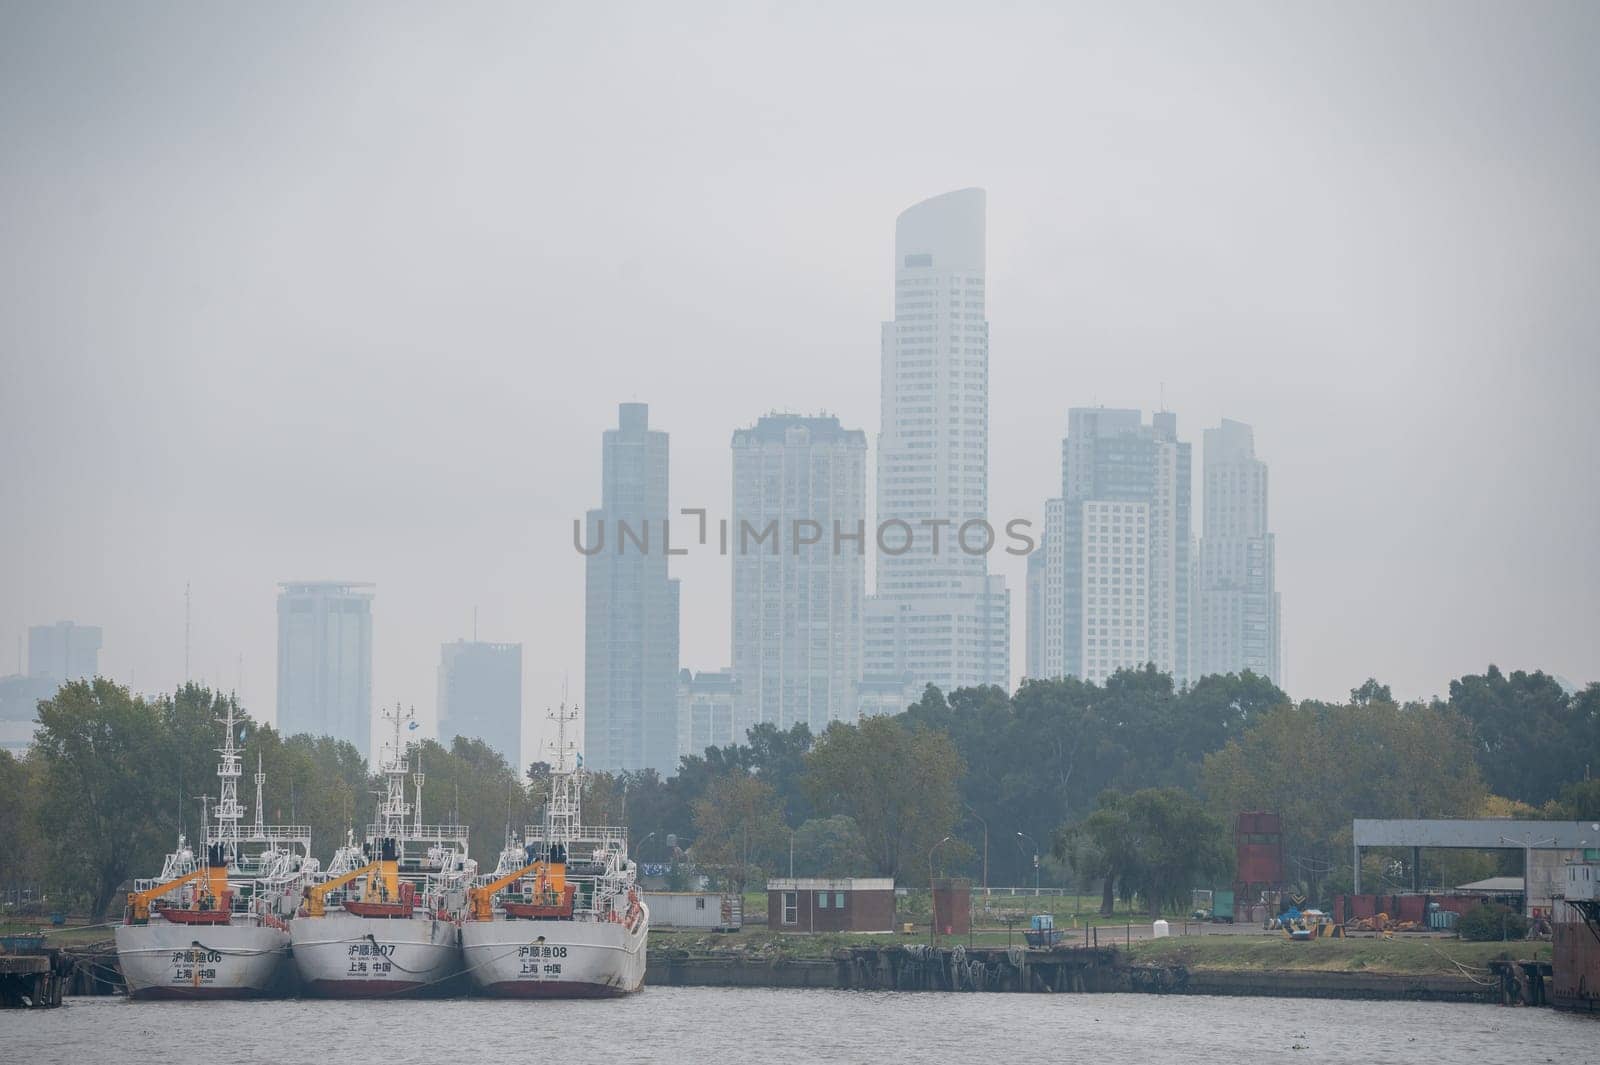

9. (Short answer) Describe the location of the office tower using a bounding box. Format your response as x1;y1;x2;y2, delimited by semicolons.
583;403;680;773
276;581;374;760
676;668;741;761
1195;419;1281;683
731;413;867;733
437;639;523;769
1039;408;1192;686
863;188;1009;698
27;621;102;683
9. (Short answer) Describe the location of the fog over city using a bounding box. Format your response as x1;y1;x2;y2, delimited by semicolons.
2;1;1596;766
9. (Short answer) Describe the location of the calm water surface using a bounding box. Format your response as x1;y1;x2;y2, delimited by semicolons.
2;989;1594;1064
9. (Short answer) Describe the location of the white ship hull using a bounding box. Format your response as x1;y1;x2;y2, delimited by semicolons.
290;912;460;997
115;920;288;999
461;906;648;997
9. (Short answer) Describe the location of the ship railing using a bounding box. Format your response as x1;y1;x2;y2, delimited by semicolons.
364;823;471;843
522;825;628;849
207;825;313;846
244;825;314;844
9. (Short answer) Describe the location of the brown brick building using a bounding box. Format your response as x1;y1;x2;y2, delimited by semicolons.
766;878;896;933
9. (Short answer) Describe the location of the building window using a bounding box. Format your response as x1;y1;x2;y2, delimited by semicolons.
835;892;845;909
695;897;706;910
782;892;797;924
817;892;830;909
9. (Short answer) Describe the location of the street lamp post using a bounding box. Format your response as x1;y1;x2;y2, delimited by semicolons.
637;831;657;866
930;835;953;946
1017;832;1041;895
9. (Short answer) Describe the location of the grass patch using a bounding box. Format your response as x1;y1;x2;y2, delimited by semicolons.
0;922;119;948
1124;935;1551;975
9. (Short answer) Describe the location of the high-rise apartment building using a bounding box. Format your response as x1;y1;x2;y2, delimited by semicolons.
864;188;1009;697
27;620;101;683
276;581;374;759
583;403;680;774
1029;409;1191;686
731;413;867;733
437;639;523;769
1195;419;1281;683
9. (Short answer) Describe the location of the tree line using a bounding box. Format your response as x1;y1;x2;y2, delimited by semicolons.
2;664;1596;920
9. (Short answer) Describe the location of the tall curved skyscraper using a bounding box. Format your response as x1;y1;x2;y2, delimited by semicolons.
863;189;1009;697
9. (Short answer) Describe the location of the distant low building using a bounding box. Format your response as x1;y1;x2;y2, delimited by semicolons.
767;877;896;933
27;621;101;683
644;891;743;931
0;673;65;754
676;668;741;761
856;673;918;719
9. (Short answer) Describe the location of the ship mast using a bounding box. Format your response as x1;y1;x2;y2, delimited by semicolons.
212;698;245;861
377;704;414;839
413;741;425;836
543;704;584;846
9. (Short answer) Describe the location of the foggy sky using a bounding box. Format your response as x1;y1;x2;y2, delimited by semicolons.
2;1;1596;767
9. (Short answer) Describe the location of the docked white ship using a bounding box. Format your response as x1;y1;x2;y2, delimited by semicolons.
115;703;317;999
290;707;475;997
460;705;648;997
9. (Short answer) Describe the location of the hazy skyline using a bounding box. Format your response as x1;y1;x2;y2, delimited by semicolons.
3;2;1596;765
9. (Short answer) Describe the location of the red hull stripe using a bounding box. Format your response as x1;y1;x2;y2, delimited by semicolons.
128;986;269;1001
477;980;635;999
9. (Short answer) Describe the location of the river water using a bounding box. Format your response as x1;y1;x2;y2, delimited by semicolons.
2;989;1594;1063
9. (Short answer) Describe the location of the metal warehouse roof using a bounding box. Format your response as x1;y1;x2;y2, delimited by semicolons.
1454;877;1526;893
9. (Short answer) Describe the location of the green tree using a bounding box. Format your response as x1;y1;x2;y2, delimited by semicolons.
1059;787;1231;918
741;721;815;824
691;773;786;892
33;680;173;918
1459;903;1529;942
1166;671;1289;781
1545;777;1600;820
414;737;535;867
273;731;375;863
802;716;963;881
0;749;45;905
1350;678;1393;705
1447;667;1599;805
1117;788;1233;919
1201;699;1485;899
1057;791;1139;916
157;684;248;836
789;815;871;877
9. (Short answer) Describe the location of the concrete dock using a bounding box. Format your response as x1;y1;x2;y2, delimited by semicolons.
0;953;68;1009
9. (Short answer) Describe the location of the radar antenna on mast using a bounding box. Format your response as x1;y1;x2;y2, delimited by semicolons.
253;751;267;838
